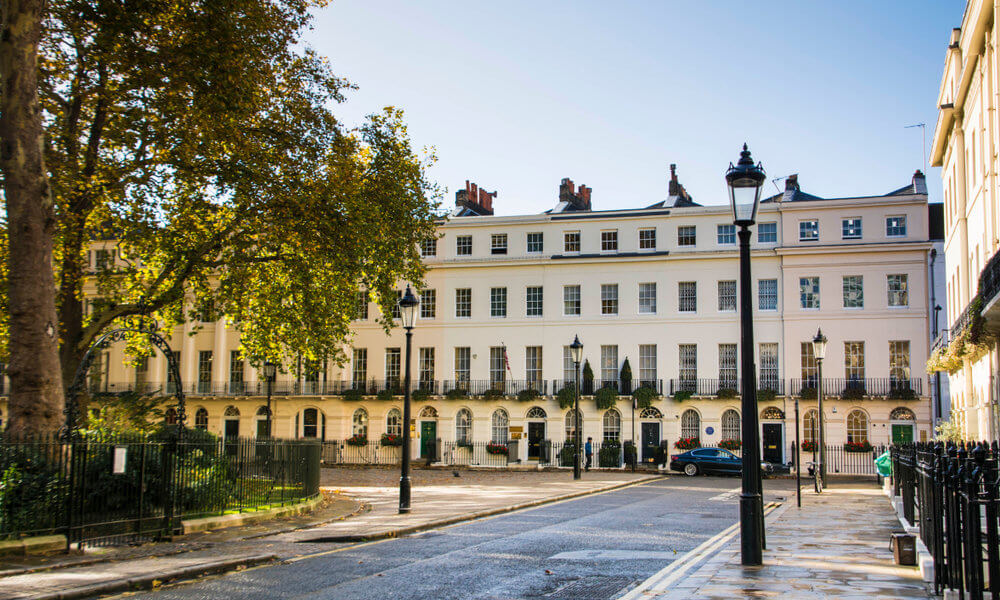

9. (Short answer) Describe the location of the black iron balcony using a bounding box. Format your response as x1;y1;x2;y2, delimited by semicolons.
549;379;662;396
668;379;784;397
789;377;923;399
440;379;547;397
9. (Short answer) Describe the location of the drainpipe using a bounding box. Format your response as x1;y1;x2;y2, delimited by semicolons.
931;248;942;426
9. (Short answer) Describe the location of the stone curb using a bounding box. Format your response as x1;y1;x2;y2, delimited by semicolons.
181;494;323;534
300;474;663;543
23;554;277;600
0;537;65;558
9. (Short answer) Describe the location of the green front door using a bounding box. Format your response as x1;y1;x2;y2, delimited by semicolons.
420;421;437;460
891;424;914;444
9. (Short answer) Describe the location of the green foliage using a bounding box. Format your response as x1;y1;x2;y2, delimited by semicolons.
86;391;168;435
582;359;594;391
719;439;741;451
595;387;618;410
517;388;540;402
599;440;621;467
25;0;443;383
673;390;693;402
840;386;865;401
715;388;738;400
799;386;817;400
482;389;505;401
376;389;395;402
557;385;577;409
445;388;468;401
412;388;432;402
619;358;633;393
756;388;777;403
887;387;916;401
342;389;364;402
935;418;964;443
559;444;577;467
632;386;659;409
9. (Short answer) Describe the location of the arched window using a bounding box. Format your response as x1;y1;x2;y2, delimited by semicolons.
721;409;740;440
195;408;209;429
224;406;240;417
353;408;369;437
256;406;271;416
640;407;662;419
303;408;319;438
890;407;916;421
565;409;582;442
603;409;621;441
847;410;869;443
456;408;472;443
491;409;509;444
419;406;438;419
681;409;700;440
526;406;547;419
803;410;819;443
386;408;402;437
165;408;178;425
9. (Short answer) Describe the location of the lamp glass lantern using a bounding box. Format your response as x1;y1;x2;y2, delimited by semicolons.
812;329;828;361
263;361;277;381
398;286;420;329
570;335;583;364
725;143;766;225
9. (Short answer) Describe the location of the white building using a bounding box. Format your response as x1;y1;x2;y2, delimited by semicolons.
0;168;939;465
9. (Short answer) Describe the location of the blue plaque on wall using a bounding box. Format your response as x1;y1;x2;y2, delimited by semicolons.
705;426;715;435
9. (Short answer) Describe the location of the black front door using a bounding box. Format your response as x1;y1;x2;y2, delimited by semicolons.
641;422;660;463
761;423;783;464
527;422;544;460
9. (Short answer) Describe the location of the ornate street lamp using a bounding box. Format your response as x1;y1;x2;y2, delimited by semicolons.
264;361;277;437
398;285;420;513
726;143;766;566
570;335;583;480
812;328;828;488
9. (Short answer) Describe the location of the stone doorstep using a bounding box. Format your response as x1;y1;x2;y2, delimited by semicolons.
0;494;323;558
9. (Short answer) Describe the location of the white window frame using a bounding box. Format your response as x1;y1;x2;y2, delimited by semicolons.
455;288;472;318
490;287;507;318
638;282;657;314
601;283;619;315
563;285;581;316
678;281;697;313
456;235;472;256
886;215;907;237
717;224;736;245
601;230;618;252
491;233;508;255
758;222;777;243
799;220;819;241
564;231;581;253
527;232;544;253
758;279;777;311
639;228;656;250
718;280;736;312
842;275;863;309
799;277;820;309
842;217;862;240
526;286;543;317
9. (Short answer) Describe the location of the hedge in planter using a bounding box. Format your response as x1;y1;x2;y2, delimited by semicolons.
559;444;577;467
716;388;738;399
343;389;364;402
840;386;865;401
632;386;659;409
599;440;622;468
412;388;431;402
756;388;777;403
446;388;468;401
799;386;817;400
482;388;505;401
557;385;577;409
376;389;395;402
517;388;540;402
595;387;619;410
673;390;693;402
888;386;916;401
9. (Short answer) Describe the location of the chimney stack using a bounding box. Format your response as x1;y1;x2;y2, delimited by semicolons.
667;163;694;205
912;170;927;195
559;178;592;211
785;174;799;192
455;180;496;215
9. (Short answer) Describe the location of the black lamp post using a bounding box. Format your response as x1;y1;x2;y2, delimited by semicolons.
264;361;277;437
570;335;583;480
812;328;828;488
794;391;801;508
398;286;420;513
726;143;766;566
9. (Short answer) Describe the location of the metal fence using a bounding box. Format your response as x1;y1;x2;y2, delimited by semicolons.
893;442;1000;598
789;378;923;398
789;443;886;476
0;433;320;548
537;441;626;469
321;440;404;465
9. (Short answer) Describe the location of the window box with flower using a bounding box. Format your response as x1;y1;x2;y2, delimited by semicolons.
486;443;508;455
674;437;700;450
346;434;368;447
844;440;872;453
380;433;403;447
801;440;818;453
719;439;741;451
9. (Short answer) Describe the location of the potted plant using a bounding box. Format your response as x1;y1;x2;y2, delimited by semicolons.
719;439;741;451
840;385;865;401
346;434;368;446
559;443;577;467
673;389;693;402
376;389;395;402
844;440;873;453
888;386;916;401
756;388;777;403
482;388;505;401
412;388;432;402
632;386;658;409
674;437;700;450
486;443;508;456
799;386;817;400
343;388;364;402
801;440;818;453
446;388;468;400
557;384;576;409
599;439;622;468
582;359;595;395
517;388;540;402
381;433;403;447
620;358;633;395
595;386;618;410
716;387;738;399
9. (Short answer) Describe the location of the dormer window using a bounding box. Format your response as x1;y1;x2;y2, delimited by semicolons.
491;234;508;255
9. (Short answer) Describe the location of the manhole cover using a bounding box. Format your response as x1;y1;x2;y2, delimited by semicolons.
545;576;634;600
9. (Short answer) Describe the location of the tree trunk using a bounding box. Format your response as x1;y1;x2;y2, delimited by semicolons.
0;0;66;436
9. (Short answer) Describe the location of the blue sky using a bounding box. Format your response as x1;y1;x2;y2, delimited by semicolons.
306;1;964;214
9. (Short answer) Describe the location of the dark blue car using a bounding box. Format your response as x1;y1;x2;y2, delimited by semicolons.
669;447;774;477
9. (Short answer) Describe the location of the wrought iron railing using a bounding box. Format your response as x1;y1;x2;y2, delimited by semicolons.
789;377;923;398
549;379;662;396
667;379;784;397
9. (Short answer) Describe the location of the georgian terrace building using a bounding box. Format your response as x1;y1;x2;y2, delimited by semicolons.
1;169;939;465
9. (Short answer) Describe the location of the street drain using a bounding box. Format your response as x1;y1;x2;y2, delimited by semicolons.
544;576;633;599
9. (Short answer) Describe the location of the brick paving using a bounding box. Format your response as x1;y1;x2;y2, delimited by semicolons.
640;484;933;600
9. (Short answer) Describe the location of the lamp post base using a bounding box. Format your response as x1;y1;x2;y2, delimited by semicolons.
399;476;411;514
739;492;763;565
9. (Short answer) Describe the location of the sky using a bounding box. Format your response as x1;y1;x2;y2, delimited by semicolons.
305;1;965;215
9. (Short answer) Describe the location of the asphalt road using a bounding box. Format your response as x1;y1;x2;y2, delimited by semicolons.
123;477;796;600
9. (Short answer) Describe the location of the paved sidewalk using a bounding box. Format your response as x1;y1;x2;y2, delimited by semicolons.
628;483;933;600
2;469;657;600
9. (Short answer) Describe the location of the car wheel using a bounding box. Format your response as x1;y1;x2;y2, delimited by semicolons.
684;463;699;476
